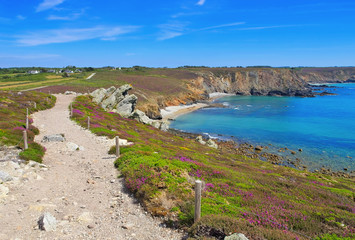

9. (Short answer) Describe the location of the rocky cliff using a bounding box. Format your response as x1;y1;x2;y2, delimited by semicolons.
297;67;355;83
189;68;313;97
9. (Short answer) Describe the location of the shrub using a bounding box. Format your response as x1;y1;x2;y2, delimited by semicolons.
19;142;45;163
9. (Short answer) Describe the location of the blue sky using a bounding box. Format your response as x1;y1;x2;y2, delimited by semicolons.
0;0;355;67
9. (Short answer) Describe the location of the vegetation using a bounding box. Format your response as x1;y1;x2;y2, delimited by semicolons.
71;95;355;240
0;91;56;162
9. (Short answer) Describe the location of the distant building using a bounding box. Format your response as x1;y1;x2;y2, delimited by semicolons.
28;70;39;74
64;70;74;73
75;69;82;73
47;70;56;73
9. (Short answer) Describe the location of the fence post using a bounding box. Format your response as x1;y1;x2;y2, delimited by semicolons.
70;103;73;117
115;136;120;157
195;180;202;222
87;116;90;129
34;102;37;109
23;130;28;150
26;108;29;129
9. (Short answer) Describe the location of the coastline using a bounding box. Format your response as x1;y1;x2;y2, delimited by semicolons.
162;89;354;177
161;92;234;120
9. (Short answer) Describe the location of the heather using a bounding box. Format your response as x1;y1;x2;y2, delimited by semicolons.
71;95;355;240
0;91;56;162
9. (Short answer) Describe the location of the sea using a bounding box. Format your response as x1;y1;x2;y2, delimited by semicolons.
170;83;355;172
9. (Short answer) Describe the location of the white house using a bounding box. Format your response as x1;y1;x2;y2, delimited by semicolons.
28;70;39;74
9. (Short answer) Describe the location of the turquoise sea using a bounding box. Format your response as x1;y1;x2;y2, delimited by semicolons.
170;83;355;172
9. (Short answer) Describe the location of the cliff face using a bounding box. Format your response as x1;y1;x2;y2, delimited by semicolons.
298;67;355;83
189;68;312;97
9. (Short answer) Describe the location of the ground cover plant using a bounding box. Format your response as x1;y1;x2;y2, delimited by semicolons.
0;71;90;91
0;91;56;162
71;95;355;240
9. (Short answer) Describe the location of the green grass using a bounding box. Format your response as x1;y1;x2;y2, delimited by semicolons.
0;91;56;162
70;95;355;240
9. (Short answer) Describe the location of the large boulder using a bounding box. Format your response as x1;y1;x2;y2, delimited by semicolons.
206;139;218;149
131;110;153;125
116;94;138;117
90;88;107;104
100;84;133;111
196;136;206;145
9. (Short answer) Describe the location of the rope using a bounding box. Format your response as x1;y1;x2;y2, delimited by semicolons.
15;136;24;148
203;196;313;239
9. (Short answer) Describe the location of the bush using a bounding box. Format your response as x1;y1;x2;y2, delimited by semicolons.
19;142;45;163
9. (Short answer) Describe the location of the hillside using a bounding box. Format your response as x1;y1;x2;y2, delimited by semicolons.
69;94;355;240
2;67;355;119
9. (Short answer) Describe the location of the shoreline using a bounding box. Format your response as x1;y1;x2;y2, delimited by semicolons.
161;91;354;177
160;92;234;121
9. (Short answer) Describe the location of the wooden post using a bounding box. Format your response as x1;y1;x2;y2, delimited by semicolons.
23;130;28;150
26;108;29;129
87;116;90;129
70;103;73;117
194;180;202;222
115;136;120;157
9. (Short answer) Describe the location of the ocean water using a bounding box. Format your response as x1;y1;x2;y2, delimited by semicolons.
170;83;355;171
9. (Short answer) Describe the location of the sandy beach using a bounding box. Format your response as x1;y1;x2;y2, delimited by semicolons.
160;92;235;120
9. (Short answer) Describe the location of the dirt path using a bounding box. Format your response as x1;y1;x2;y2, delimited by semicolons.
0;94;184;240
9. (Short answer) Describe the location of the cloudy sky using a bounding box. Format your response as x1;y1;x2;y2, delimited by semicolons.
0;0;354;67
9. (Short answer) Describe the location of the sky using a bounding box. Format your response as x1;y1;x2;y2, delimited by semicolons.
0;0;355;68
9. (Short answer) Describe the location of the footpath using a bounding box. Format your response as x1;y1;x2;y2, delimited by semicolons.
0;94;183;240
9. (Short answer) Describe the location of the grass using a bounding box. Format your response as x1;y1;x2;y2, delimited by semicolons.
71;94;355;240
0;72;91;91
0;90;56;162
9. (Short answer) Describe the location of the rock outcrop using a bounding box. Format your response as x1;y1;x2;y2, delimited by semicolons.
192;68;313;97
90;85;169;131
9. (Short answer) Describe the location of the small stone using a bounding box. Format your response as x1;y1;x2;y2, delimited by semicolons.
0;185;9;198
122;223;134;229
254;146;263;151
38;212;57;231
110;179;115;183
42;134;65;142
87;225;94;229
0;171;13;182
66;142;79;151
224;233;249;240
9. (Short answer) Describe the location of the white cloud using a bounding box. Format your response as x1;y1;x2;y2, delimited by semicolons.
157;21;246;40
237;25;300;30
0;54;60;59
196;0;206;6
199;22;245;31
17;15;26;20
16;26;139;46
157;22;188;40
47;9;85;21
36;0;65;12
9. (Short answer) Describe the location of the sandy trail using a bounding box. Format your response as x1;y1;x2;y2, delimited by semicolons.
0;94;183;240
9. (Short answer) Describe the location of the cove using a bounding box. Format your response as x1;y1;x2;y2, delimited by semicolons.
170;83;355;172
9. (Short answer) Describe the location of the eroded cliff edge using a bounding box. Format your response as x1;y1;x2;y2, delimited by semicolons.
84;67;355;119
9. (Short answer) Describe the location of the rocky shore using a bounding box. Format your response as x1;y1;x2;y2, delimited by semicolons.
168;129;354;178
